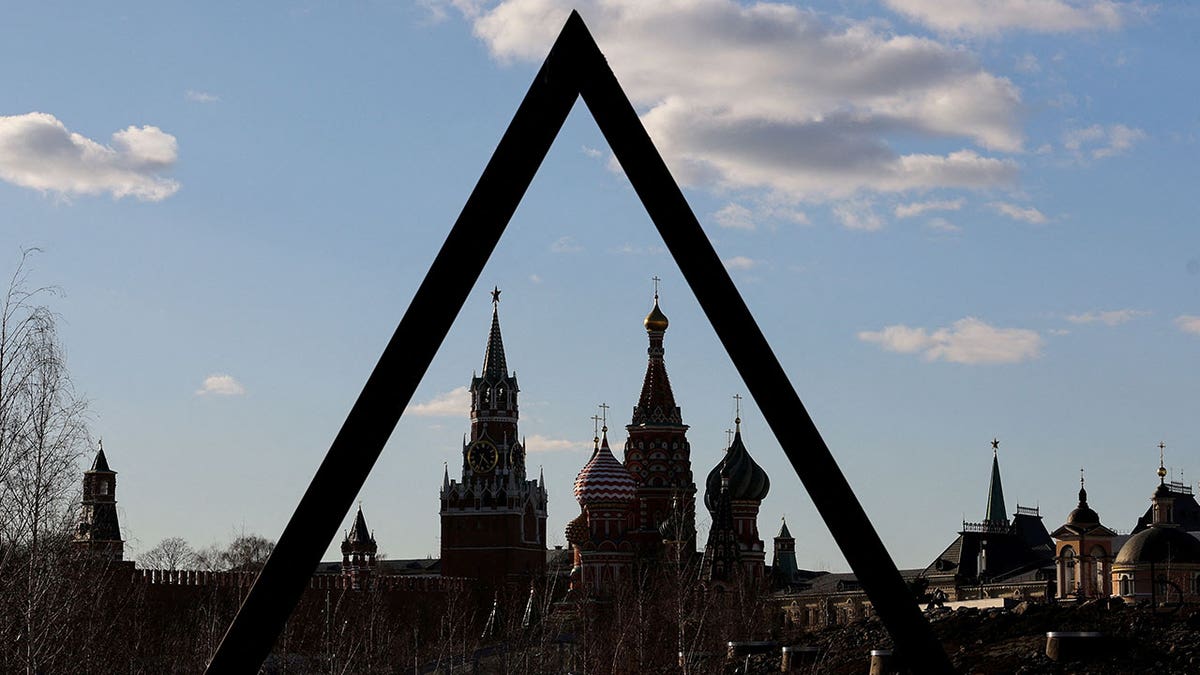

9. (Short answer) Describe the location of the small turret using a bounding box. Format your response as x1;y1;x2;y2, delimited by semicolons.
341;505;378;590
74;441;123;561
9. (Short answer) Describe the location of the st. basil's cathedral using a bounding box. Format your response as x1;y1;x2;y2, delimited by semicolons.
438;286;775;595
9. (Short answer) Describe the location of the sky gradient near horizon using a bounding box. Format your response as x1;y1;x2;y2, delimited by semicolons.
1;0;1198;572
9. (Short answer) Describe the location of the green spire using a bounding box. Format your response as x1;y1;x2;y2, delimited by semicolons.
984;439;1008;525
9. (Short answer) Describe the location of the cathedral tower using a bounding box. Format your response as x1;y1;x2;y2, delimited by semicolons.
440;289;548;585
74;441;124;561
623;287;696;554
702;412;770;583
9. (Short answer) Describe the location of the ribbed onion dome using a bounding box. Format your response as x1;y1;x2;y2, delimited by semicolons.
565;513;589;544
574;431;638;505
644;297;669;331
704;424;770;511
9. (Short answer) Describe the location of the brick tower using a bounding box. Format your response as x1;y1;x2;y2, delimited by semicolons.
341;505;378;590
623;288;696;555
440;288;548;585
74;441;124;561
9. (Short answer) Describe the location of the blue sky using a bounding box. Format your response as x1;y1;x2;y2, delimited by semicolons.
1;0;1197;572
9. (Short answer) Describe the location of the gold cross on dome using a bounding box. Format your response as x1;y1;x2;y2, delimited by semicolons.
652;275;661;299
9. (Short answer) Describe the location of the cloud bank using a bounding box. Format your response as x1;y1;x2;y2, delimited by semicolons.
463;0;1022;201
883;0;1135;35
0;112;179;201
859;317;1043;364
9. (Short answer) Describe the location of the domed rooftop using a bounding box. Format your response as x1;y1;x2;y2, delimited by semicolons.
1066;485;1099;527
574;430;637;505
1115;525;1200;566
644;297;669;332
565;513;588;544
704;422;769;511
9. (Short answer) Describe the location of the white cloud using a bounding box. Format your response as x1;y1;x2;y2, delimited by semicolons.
185;90;220;103
581;145;603;158
529;273;542;284
526;434;589;452
895;198;964;218
925;217;961;233
464;0;1023;201
990;201;1048;224
1174;315;1200;336
408;387;471;417
834;201;884;231
859;317;1043;364
714;203;756;231
196;374;246;396
0;112;180;201
1066;309;1148;326
1063;123;1145;159
723;255;759;271
883;0;1134;35
550;236;583;253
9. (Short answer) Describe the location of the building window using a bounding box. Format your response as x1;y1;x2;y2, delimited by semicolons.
99;481;109;496
1118;574;1133;596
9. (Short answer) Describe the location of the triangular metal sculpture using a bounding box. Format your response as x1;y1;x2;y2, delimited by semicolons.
207;11;953;674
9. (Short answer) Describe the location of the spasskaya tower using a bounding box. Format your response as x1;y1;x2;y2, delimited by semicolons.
439;288;548;585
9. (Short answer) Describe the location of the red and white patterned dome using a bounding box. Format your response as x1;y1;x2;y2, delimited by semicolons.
574;432;637;505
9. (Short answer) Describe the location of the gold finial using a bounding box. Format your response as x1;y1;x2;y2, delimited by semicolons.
491;286;501;305
644;281;669;331
1080;467;1085;489
733;394;743;428
591;414;601;447
1158;441;1168;481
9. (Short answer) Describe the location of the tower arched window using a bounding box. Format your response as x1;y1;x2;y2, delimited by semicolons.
99;481;109;497
1118;573;1133;596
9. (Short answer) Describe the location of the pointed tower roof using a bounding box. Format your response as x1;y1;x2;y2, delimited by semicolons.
89;441;112;473
348;506;373;545
778;517;793;540
631;291;682;426
481;287;508;380
984;439;1008;525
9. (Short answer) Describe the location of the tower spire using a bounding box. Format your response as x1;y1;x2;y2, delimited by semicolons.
632;285;680;426
481;286;508;380
984;438;1008;526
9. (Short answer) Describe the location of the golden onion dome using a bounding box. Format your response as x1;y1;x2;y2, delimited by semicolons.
644;297;669;331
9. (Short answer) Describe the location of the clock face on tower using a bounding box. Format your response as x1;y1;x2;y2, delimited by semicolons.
467;439;499;474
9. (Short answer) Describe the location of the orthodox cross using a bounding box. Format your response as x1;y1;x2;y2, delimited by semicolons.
591;414;602;445
725;428;734;448
491;286;501;305
599;402;610;433
652;275;661;299
733;393;743;425
1079;467;1085;489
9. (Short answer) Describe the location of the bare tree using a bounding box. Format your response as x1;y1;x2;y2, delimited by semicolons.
0;249;92;675
140;536;198;571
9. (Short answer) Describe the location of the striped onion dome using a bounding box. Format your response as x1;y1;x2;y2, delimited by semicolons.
574;430;638;505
